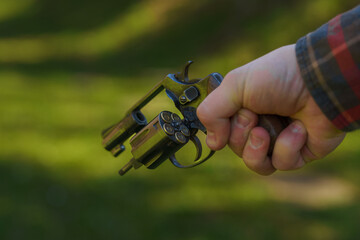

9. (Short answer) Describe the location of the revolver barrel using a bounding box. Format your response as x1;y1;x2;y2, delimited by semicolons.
102;110;147;157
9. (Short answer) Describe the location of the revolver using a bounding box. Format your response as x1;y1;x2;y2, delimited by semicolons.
101;61;290;176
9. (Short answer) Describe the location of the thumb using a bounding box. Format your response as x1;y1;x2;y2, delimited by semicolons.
197;70;244;150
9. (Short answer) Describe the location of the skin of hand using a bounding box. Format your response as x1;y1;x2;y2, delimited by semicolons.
197;44;346;175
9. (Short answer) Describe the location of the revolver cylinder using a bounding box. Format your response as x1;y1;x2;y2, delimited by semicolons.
120;111;190;174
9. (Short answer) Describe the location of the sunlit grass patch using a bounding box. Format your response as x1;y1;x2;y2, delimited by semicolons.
0;0;34;22
0;1;360;238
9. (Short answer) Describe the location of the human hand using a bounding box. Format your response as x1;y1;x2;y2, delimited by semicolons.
197;44;346;175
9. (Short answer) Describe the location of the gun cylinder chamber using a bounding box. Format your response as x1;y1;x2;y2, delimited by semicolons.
129;111;190;169
102;110;147;154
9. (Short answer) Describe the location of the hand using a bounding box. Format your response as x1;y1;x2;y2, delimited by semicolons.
197;44;346;175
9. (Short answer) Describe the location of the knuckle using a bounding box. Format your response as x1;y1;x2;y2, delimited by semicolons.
224;69;240;82
236;109;258;129
224;69;235;80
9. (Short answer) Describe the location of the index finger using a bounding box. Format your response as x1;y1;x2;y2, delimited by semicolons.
197;70;243;150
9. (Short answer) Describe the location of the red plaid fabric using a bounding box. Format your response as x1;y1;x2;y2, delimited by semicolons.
296;5;360;131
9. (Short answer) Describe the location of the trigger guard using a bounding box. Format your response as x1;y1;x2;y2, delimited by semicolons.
168;135;202;168
169;136;215;168
169;149;216;169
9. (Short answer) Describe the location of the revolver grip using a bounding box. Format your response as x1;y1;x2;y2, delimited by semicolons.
258;115;291;155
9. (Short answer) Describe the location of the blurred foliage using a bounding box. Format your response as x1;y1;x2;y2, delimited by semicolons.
0;0;360;239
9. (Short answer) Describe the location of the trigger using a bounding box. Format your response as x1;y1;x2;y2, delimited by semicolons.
190;135;202;161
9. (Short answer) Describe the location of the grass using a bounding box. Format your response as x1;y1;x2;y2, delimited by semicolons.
0;0;360;239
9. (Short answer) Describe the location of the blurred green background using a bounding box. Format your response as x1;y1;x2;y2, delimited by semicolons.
0;0;360;239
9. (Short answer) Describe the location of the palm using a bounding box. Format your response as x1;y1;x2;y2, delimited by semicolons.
293;96;345;161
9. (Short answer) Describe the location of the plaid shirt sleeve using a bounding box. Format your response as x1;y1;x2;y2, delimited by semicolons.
295;5;360;132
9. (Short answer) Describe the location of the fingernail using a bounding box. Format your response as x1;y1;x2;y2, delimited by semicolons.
236;112;250;128
250;134;263;149
291;122;303;134
207;132;217;148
